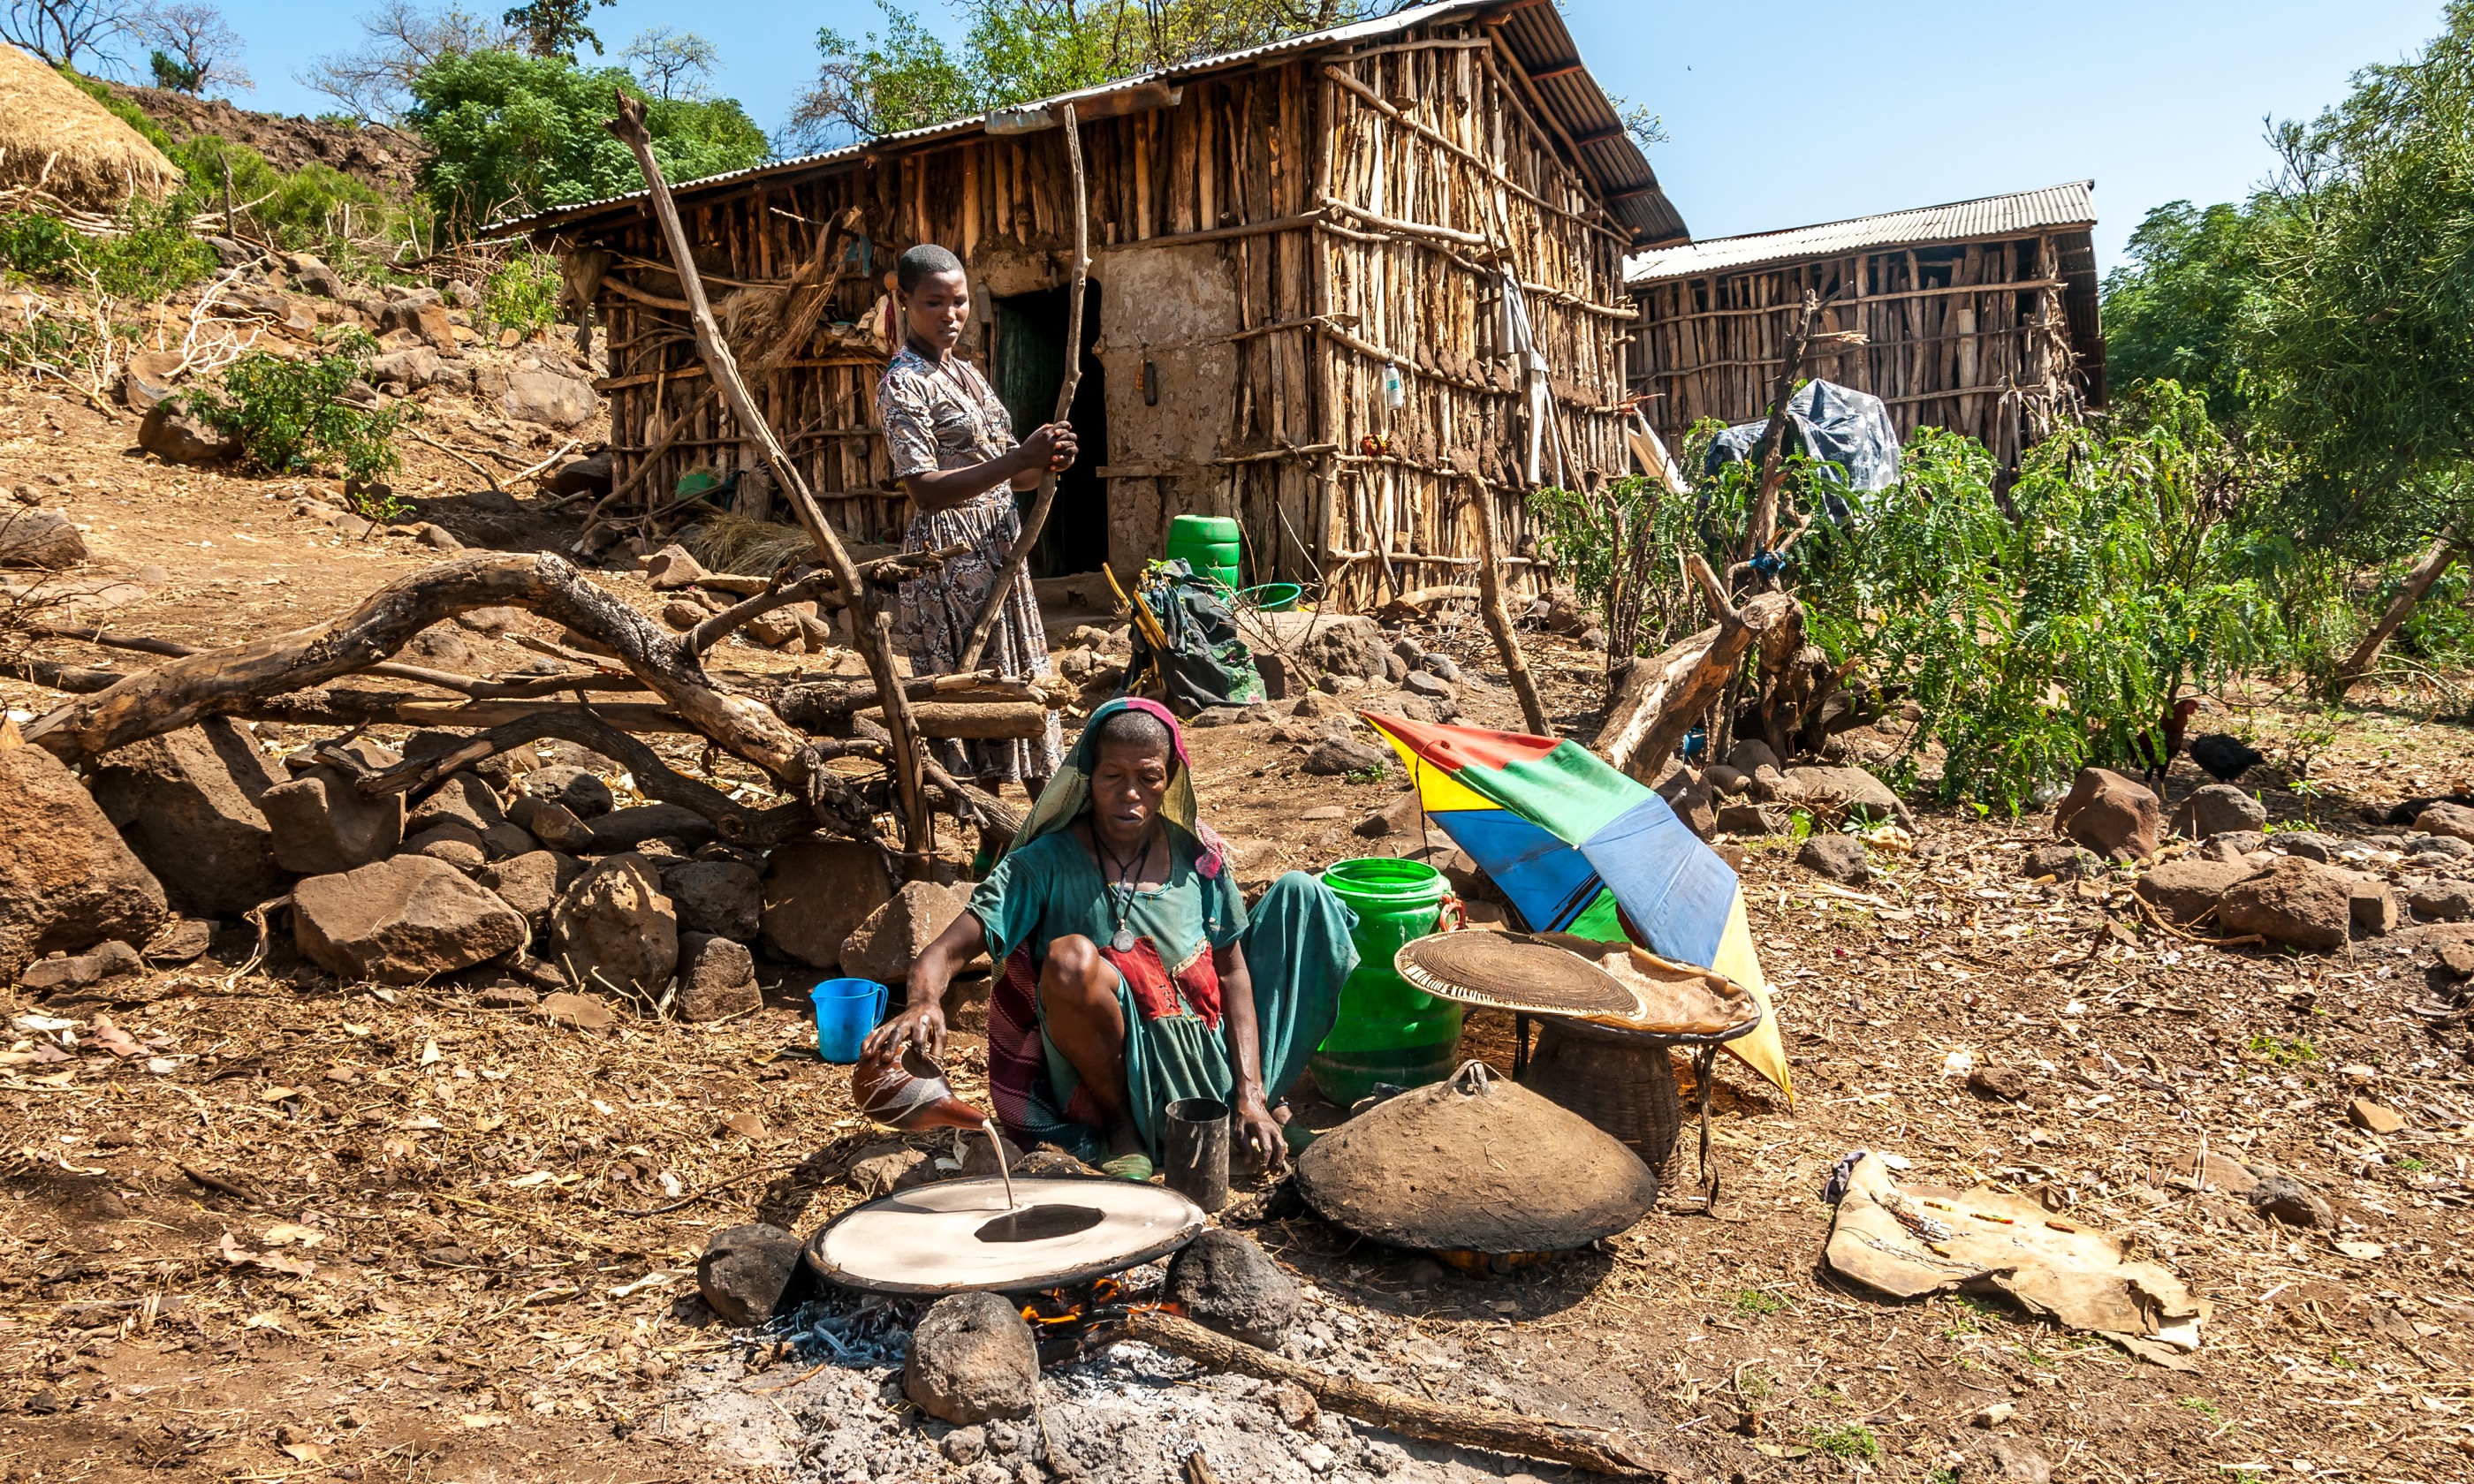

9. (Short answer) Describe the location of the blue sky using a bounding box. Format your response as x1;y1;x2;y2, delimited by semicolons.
182;0;2448;270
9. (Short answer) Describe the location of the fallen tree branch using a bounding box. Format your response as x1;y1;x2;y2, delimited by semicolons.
19;554;825;798
342;710;831;846
1118;1310;1673;1478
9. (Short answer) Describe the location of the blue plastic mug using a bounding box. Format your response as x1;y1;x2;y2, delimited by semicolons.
812;978;888;1063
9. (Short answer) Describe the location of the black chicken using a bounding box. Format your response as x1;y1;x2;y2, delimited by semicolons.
2188;732;2265;784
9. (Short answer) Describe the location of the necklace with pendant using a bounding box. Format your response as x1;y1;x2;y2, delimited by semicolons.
1097;830;1150;953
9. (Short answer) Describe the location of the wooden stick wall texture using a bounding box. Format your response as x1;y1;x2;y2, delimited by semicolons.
578;17;1634;611
1627;233;2082;459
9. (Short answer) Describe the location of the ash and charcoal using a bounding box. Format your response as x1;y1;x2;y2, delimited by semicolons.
668;1276;1524;1484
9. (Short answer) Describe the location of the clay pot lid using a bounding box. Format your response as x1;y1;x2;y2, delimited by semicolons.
1294;1063;1658;1254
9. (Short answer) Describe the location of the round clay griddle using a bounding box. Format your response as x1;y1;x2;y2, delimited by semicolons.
806;1176;1207;1295
1394;931;1646;1018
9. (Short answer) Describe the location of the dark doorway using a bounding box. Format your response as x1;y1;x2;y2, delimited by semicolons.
992;283;1107;576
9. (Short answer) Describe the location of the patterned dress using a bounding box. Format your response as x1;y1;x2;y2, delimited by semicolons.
876;342;1066;786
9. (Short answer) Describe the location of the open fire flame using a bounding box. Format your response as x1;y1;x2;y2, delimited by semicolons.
1018;1278;1183;1359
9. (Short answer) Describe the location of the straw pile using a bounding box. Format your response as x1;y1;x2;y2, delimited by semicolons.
0;43;179;209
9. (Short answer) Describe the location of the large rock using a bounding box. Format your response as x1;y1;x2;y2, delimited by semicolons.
87;718;288;917
696;1223;809;1327
0;507;87;569
549;854;678;996
292;855;527;984
839;880;972;984
1295;614;1388;680
0;743;171;982
1796;833;1871;884
2407;881;2474;922
1301;734;1391;776
1780;765;1913;829
2246;1173;2334;1228
500;362;598;428
2416;801;2474;844
1163;1230;1300;1349
476;849;581;923
587;803;717;852
515;763;613;819
1654;765;1716;840
119;348;182;412
2216;858;2352;950
261;742;405;874
760;839;892;969
677;932;761;1021
2053;768;2160;860
903;1291;1040;1425
2134;858;2257;922
407;772;507;836
508;796;594;852
663;859;763;940
2171;784;2267;841
137;394;239;466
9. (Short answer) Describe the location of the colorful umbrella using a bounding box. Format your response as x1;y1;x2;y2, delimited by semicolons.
1361;711;1792;1101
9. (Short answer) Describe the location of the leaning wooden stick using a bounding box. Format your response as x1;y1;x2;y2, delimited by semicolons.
1468;472;1551;736
604;90;935;870
1119;1310;1674;1478
956;102;1089;672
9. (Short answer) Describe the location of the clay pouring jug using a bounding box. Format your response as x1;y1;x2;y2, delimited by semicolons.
853;1043;988;1131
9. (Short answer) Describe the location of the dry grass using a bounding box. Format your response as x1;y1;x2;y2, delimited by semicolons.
0;44;178;210
684;511;819;579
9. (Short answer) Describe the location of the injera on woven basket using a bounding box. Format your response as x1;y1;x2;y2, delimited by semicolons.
1394;931;1762;1038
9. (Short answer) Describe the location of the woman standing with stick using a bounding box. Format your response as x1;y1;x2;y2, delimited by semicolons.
877;244;1074;801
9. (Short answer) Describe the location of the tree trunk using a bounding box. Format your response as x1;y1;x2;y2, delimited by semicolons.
1599;579;1801;780
2326;529;2459;700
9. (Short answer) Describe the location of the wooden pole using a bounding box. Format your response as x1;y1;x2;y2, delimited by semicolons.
1120;1310;1673;1479
2326;527;2459;700
604;92;935;872
1470;476;1550;735
957;102;1089;672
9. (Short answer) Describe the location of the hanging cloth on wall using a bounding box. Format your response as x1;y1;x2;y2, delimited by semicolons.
1498;271;1561;488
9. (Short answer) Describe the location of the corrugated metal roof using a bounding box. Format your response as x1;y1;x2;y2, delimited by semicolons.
1624;181;2095;284
485;0;1683;245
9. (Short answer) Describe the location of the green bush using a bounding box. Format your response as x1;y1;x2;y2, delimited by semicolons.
171;136;391;253
1795;381;2332;812
408;49;770;228
0;213;80;279
482;250;562;334
0;208;214;300
187;332;410;481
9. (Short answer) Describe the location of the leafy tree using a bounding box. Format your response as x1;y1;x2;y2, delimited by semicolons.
2099;200;2263;424
792;0;1359;144
147;47;198;89
622;25;717;102
501;0;608;60
136;2;249;95
300;2;513;123
407;48;768;227
2244;0;2474;556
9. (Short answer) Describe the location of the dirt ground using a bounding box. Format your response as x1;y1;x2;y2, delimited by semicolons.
4;373;2473;1484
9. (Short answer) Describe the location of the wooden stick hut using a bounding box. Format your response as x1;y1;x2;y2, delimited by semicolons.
492;0;1682;610
1625;183;2104;466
